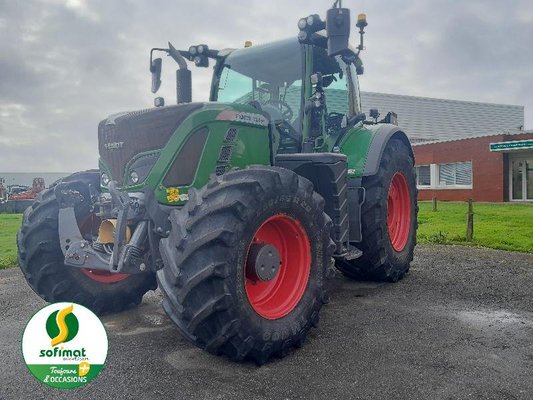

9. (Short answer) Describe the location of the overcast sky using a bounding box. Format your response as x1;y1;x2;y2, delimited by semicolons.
1;0;532;172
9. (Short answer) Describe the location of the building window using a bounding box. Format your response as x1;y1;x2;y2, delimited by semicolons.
438;162;472;187
415;165;431;186
415;161;473;189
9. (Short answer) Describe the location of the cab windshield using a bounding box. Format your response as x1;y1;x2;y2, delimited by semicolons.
216;38;304;128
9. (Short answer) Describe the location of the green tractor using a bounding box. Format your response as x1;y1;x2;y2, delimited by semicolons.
18;2;417;364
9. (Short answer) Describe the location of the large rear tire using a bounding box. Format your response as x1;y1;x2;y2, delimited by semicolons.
17;170;157;314
158;166;334;364
336;138;418;282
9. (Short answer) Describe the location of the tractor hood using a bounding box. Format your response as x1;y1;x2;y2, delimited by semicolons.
98;103;204;185
98;102;271;193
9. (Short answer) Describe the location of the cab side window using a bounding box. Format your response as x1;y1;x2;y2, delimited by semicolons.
312;48;349;116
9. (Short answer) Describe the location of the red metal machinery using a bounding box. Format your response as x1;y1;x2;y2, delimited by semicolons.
10;177;46;200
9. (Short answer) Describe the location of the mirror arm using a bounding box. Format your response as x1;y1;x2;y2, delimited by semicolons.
310;34;328;49
356;28;365;54
168;42;188;70
150;47;168;72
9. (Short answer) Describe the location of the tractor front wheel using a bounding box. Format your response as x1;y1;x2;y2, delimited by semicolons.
158;166;334;364
17;171;157;314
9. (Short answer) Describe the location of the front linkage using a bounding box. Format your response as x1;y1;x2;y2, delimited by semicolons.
54;179;165;276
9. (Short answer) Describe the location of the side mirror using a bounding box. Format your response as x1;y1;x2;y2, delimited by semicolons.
150;58;162;94
176;69;192;104
326;7;350;56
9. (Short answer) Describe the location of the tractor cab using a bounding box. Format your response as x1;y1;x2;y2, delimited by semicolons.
213;38;305;152
150;8;369;154
210;38;364;154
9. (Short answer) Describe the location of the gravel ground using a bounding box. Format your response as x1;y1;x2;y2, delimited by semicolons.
1;244;532;400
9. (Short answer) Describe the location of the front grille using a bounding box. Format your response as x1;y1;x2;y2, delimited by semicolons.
218;145;232;163
224;127;238;142
215;165;227;176
98;103;203;184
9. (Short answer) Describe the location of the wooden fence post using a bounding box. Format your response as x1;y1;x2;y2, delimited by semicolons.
466;199;474;242
432;197;438;212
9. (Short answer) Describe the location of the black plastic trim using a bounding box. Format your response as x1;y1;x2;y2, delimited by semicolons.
163;127;209;187
363;124;413;176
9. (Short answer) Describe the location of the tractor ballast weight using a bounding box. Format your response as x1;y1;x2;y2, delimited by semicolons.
18;1;418;364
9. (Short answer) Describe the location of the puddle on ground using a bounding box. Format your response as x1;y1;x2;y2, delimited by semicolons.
341;281;385;290
455;309;533;329
102;294;173;336
165;348;258;373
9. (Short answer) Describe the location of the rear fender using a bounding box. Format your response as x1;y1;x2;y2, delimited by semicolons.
335;123;413;244
362;124;414;177
338;123;413;178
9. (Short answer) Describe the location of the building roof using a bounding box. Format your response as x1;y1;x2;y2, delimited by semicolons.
360;91;524;142
411;130;533;147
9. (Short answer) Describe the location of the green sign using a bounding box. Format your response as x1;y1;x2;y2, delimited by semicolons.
22;302;108;389
490;140;533;152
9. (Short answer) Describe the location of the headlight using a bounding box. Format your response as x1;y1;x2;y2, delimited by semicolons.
101;173;110;186
126;151;160;186
130;171;139;184
197;45;204;54
298;31;308;41
189;46;197;55
154;97;165;107
297;18;307;29
306;15;314;26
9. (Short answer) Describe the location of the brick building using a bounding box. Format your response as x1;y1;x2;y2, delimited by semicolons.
412;132;533;202
361;92;528;202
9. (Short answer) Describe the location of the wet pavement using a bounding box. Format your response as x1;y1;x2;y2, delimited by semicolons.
1;244;532;399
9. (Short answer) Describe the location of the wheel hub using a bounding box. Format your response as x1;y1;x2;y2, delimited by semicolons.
246;243;281;282
244;214;311;320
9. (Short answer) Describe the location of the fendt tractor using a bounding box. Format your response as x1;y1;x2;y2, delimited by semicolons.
18;1;417;364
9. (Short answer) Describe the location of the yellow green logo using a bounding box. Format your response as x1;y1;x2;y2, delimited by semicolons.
45;304;79;346
22;302;108;389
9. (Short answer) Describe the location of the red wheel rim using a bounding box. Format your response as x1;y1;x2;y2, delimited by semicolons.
244;214;311;320
387;172;412;252
78;215;129;284
80;268;129;284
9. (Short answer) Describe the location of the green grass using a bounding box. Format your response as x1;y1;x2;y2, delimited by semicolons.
0;214;22;269
0;202;531;270
418;201;533;253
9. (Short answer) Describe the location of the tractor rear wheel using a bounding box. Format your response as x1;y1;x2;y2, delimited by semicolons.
158;166;334;364
17;170;157;314
336;138;418;282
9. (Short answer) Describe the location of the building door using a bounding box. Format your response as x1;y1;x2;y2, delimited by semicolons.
527;159;533;200
510;158;533;201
